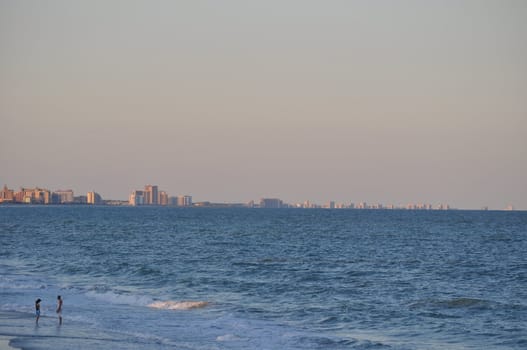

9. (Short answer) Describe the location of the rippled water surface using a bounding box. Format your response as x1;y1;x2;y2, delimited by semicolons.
1;206;526;349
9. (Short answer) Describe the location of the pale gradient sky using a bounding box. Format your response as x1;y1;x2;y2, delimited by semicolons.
1;1;526;209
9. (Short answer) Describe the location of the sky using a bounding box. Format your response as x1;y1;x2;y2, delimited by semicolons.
1;1;526;209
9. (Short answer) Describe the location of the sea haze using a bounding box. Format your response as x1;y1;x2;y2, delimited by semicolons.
1;206;526;349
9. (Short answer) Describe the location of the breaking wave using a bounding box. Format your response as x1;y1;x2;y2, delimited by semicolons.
148;300;209;310
84;290;208;312
85;290;153;306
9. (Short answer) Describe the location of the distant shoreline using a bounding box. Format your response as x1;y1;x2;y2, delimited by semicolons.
0;203;524;211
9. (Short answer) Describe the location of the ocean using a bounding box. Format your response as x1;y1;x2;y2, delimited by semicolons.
0;206;526;349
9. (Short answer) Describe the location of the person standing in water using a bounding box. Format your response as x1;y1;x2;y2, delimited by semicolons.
56;295;63;325
35;298;41;324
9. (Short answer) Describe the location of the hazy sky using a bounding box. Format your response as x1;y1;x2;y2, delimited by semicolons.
1;1;526;209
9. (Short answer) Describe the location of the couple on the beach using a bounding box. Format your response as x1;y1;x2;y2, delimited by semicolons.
35;295;62;325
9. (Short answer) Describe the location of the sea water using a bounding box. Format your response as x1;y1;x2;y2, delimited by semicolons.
0;206;526;349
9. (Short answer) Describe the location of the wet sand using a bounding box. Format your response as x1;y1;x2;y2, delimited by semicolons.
0;311;166;350
0;335;17;350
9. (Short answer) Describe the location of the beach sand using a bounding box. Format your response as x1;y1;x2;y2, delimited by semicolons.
0;335;17;350
0;311;167;350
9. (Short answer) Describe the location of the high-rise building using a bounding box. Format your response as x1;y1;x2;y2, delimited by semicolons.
0;185;14;203
144;185;158;205
357;202;367;209
168;196;178;206
177;195;192;207
15;187;52;204
158;191;169;206
260;198;283;208
35;189;52;204
54;190;74;204
129;190;145;206
87;191;102;205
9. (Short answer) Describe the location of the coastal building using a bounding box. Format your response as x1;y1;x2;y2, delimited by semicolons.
260;198;283;208
129;190;145;206
177;195;192;207
158;191;168;206
0;185;14;203
129;185;170;206
324;201;336;209
87;191;102;205
357;202;367;209
144;185;158;205
36;189;52;204
54;190;74;204
168;196;178;206
75;195;88;204
14;187;52;204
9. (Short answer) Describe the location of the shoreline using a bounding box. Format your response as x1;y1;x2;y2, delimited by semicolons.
1;203;525;211
0;311;29;350
0;310;163;350
0;336;18;350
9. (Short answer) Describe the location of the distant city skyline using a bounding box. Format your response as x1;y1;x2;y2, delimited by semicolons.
0;183;520;211
1;1;526;210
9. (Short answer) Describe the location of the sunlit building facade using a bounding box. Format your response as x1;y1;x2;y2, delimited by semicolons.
144;185;158;205
129;190;145;206
87;191;102;204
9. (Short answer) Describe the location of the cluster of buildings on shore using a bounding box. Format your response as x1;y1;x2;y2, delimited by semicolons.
0;184;191;207
252;198;451;210
1;184;516;210
129;185;192;207
0;185;102;205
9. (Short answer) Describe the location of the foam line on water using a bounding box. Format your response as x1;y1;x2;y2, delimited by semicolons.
148;300;209;310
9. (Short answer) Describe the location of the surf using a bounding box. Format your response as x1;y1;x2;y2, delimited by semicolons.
148;300;209;310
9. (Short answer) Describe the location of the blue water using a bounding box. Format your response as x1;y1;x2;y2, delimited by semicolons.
1;206;526;349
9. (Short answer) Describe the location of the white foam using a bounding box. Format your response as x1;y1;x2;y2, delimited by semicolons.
0;277;47;290
84;290;209;313
0;303;33;314
216;334;242;342
148;300;209;310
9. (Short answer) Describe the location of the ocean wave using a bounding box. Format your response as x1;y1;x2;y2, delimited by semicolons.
0;281;47;290
148;300;209;310
83;290;210;311
409;297;492;310
444;297;489;308
297;335;359;348
0;277;47;290
1;303;34;314
216;333;242;342
85;290;153;306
